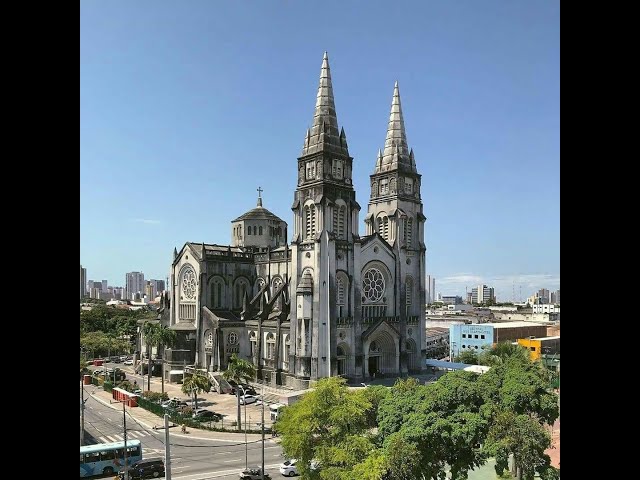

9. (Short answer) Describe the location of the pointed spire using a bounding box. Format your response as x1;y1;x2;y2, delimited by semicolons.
173;247;178;260
375;149;382;171
301;52;349;156
380;81;414;172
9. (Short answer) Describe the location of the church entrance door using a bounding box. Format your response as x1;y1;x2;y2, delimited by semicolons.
368;356;379;378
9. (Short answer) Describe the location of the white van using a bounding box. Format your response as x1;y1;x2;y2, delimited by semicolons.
269;403;285;421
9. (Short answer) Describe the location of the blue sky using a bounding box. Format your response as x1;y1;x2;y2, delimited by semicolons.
80;0;559;301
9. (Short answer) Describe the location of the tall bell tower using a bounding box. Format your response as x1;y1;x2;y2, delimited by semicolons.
289;52;360;380
365;82;427;373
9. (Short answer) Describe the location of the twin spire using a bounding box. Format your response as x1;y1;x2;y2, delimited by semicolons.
301;52;349;156
302;53;416;174
376;81;416;173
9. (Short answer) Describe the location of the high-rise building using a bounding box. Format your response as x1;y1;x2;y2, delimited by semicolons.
537;288;550;304
80;265;87;299
427;275;436;303
89;287;102;299
125;272;145;300
87;280;95;292
145;281;156;300
101;280;108;293
471;285;496;305
152;279;166;294
466;291;473;304
554;289;560;304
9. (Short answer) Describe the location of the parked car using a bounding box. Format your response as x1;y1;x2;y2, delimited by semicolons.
239;394;257;405
239;384;257;396
162;399;188;410
192;409;222;422
279;459;298;477
118;458;165;479
124;359;134;365
238;467;271;480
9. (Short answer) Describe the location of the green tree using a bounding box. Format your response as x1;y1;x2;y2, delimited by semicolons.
383;432;422;480
142;321;160;390
454;349;479;365
223;353;256;430
181;373;211;412
277;377;374;479
484;411;557;480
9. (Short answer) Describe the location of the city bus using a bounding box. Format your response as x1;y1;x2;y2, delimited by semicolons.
80;439;142;477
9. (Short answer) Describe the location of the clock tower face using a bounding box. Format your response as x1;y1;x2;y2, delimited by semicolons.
181;267;197;300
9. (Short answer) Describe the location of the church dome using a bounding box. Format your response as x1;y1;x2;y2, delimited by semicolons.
232;192;284;223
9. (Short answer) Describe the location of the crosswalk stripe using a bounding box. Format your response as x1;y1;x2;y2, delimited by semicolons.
113;434;124;441
105;435;118;442
98;436;109;443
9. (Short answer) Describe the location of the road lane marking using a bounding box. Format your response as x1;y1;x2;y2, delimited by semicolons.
105;435;118;442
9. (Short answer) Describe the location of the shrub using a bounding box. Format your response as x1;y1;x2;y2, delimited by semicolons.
143;391;169;403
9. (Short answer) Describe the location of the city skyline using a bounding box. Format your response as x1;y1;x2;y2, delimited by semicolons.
81;1;560;302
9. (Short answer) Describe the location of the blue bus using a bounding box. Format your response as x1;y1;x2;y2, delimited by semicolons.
80;439;142;477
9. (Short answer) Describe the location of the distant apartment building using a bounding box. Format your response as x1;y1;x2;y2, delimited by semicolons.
466;291;473;304
550;289;560;304
471;285;496;305
427;275;436;303
441;295;463;305
532;304;560;314
101;280;108;293
517;336;560;361
449;324;494;358
145;281;156;300
125;272;145;300
87;280;95;292
89;287;102;299
537;288;550;303
80;265;87;298
151;279;166;294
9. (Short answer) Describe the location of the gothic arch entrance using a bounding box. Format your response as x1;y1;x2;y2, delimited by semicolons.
365;330;397;378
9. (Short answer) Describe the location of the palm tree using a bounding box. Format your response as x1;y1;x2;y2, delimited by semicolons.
181;373;211;412
141;321;162;391
147;324;177;395
223;353;256;430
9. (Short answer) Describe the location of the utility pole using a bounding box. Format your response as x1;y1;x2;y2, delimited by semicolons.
164;414;172;480
261;383;265;480
111;398;130;480
243;386;248;469
80;381;86;446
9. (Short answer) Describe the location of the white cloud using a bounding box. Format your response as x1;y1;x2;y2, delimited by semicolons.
132;218;162;225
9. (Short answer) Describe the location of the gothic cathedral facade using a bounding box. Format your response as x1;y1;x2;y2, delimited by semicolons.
163;53;427;389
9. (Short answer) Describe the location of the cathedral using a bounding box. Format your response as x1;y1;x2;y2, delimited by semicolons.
161;53;427;389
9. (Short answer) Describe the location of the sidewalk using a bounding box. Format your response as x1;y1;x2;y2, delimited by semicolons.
85;374;273;442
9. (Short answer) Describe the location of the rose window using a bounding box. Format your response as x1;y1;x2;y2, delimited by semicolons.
181;268;197;299
228;332;238;345
363;268;385;302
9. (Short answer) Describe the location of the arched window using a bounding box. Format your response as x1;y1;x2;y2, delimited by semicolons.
211;277;225;309
272;277;283;310
283;334;290;371
333;204;346;239
376;215;389;241
249;331;257;360
266;332;276;360
404;217;413;247
336;273;348;317
259;226;263;235
405;277;414;315
247;226;252;236
361;266;388;318
234;279;249;309
304;204;316;240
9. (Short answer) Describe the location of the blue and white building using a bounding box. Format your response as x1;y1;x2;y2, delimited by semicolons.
449;324;494;359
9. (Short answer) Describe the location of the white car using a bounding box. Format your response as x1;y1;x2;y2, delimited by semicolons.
279;459;298;477
239;394;257;405
124;359;133;365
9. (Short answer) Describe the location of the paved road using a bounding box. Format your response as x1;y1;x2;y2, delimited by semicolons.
82;386;285;479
